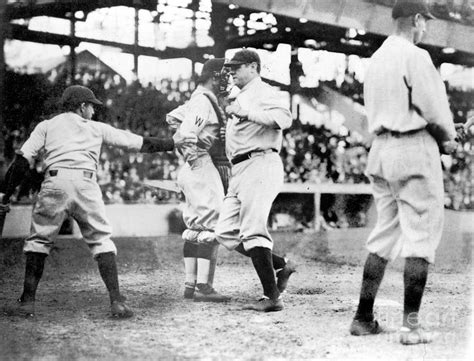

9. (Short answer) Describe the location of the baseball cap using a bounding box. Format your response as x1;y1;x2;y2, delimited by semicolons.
392;0;435;20
199;58;226;83
225;49;261;67
61;85;103;106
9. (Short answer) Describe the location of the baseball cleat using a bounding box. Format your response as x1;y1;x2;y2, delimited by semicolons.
242;296;284;312
399;326;433;345
110;300;134;319
276;260;296;293
184;283;195;299
2;298;35;318
193;283;230;303
349;319;385;336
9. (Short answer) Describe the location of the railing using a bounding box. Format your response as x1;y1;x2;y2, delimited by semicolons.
280;182;372;231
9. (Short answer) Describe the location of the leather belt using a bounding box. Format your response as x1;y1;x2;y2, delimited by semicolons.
231;148;278;165
375;128;425;138
48;169;94;179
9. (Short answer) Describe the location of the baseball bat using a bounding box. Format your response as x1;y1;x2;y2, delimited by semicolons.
141;179;181;194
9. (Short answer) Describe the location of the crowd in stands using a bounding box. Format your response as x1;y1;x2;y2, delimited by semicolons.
281;121;369;185
1;65;472;214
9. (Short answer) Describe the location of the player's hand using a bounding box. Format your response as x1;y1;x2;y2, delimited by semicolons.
441;140;458;154
172;131;197;148
225;100;249;119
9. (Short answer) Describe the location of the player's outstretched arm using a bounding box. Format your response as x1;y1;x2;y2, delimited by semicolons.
139;133;197;153
140;136;174;153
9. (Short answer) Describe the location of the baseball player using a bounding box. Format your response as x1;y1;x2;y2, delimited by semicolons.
213;49;295;312
166;58;230;302
0;85;195;318
349;0;458;345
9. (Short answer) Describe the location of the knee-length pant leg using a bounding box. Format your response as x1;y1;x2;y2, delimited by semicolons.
216;152;283;251
177;156;225;232
72;178;116;258
366;131;444;264
24;177;69;255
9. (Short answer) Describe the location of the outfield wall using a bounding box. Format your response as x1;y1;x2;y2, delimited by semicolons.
1;202;472;242
1;203;182;238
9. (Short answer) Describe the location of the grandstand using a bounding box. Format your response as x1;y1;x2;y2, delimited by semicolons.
0;1;472;360
1;0;473;223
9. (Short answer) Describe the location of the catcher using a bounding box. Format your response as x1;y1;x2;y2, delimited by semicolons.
166;58;231;302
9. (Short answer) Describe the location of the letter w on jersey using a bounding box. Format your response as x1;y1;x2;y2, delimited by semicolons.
195;115;205;127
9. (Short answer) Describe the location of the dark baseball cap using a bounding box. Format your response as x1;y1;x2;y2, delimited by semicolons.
392;0;435;20
61;85;103;106
199;58;225;83
225;49;261;67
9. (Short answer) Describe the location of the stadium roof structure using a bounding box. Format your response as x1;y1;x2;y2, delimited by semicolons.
3;0;213;61
211;0;474;66
2;0;474;66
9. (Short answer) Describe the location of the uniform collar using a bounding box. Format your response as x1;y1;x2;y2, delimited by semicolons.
239;76;262;93
193;85;218;103
387;35;415;47
65;112;89;122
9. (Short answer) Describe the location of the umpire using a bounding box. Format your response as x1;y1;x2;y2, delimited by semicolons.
349;0;458;345
1;85;195;318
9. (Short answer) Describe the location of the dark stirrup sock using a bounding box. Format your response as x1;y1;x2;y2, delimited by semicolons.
235;243;287;270
248;247;280;300
20;252;47;302
183;241;199;258
235;243;250;257
196;243;215;260
403;257;429;328
354;253;388;321
96;252;122;303
272;253;286;270
206;243;220;287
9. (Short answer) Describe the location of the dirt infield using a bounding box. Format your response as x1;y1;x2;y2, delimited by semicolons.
0;230;472;360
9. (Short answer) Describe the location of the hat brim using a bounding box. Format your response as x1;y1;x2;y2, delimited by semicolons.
89;98;103;105
423;11;436;20
224;60;246;67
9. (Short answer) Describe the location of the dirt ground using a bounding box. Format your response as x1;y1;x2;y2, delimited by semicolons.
0;229;472;361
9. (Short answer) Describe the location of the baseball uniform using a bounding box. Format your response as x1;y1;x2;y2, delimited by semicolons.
364;35;456;264
171;86;225;236
19;112;162;258
215;77;292;251
349;0;458;341
1;85;187;319
167;81;231;302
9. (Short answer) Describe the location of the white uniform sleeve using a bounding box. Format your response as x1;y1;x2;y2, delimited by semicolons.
99;122;144;150
19;120;47;165
247;89;292;130
178;95;213;163
166;104;186;130
407;49;456;141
